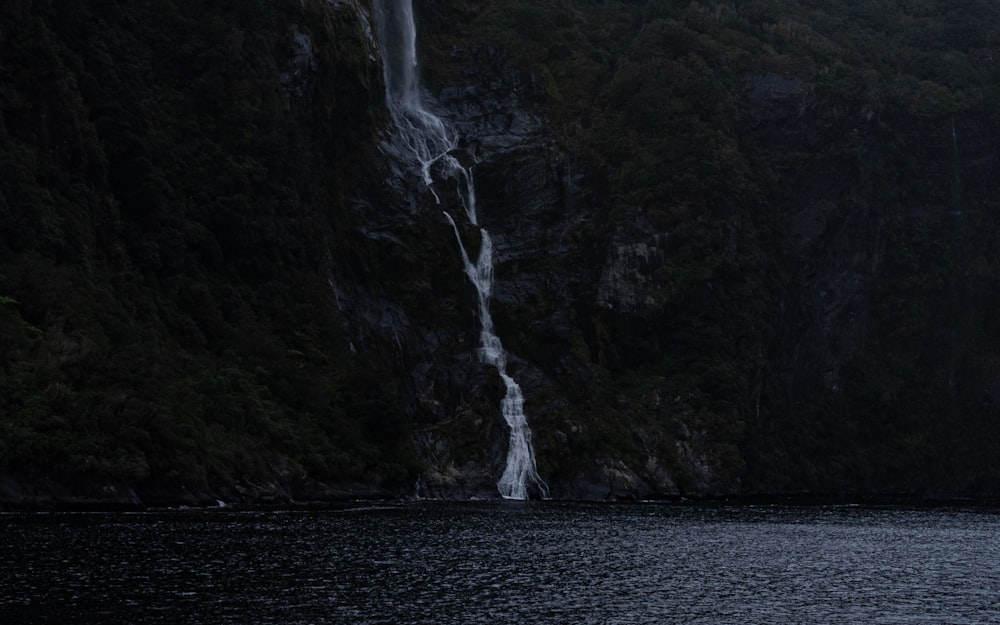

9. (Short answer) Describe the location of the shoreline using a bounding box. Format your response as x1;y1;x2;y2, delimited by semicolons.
4;491;1000;513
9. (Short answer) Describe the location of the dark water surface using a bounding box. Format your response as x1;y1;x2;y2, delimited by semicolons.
3;502;1000;624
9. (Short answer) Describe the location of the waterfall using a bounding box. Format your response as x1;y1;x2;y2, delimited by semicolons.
374;0;548;500
375;0;464;203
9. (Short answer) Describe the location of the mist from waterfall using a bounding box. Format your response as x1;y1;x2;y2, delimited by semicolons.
374;0;547;500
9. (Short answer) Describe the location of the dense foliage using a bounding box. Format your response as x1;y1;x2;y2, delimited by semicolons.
417;0;1000;496
0;0;418;498
3;0;1000;502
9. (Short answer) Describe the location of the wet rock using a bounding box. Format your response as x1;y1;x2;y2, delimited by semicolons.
553;459;652;501
674;440;717;496
280;24;317;109
419;461;497;500
641;456;681;497
675;423;692;441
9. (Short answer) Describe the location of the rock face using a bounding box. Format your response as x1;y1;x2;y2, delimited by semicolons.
348;8;734;501
6;0;1000;508
377;2;1000;502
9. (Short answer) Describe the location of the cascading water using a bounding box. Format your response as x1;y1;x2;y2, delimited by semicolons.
374;0;548;500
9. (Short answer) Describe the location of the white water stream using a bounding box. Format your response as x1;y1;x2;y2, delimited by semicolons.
374;0;547;499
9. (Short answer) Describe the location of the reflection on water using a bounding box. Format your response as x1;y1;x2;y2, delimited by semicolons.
3;502;1000;624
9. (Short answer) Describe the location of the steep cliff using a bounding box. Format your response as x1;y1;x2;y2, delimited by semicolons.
395;0;1000;500
0;0;417;506
3;0;1000;507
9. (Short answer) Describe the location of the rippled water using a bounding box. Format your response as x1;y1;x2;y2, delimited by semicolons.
3;502;1000;624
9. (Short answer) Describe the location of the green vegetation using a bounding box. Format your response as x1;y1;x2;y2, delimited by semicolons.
4;0;1000;501
419;0;1000;496
0;0;417;497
